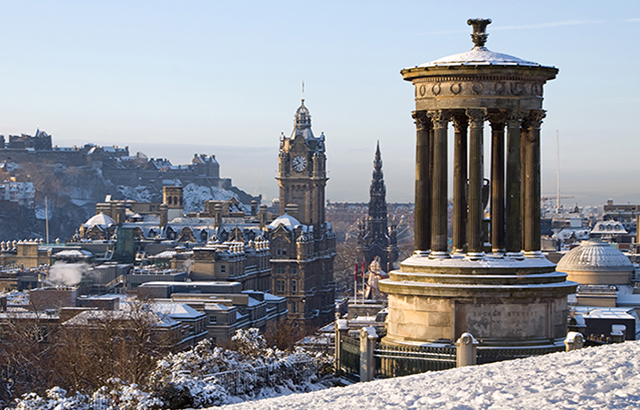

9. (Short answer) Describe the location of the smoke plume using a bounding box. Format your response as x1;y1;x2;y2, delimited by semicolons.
47;262;88;286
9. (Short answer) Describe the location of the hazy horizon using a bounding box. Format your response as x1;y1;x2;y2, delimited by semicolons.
1;1;638;208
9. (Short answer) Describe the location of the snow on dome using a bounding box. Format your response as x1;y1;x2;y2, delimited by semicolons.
420;46;540;68
557;239;634;273
268;213;305;231
83;212;116;228
415;18;549;69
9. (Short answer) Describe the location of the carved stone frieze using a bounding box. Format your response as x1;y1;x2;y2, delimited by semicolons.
415;79;546;100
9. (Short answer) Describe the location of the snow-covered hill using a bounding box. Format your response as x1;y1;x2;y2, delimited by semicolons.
220;341;640;410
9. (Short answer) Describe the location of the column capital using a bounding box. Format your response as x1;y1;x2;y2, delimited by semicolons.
465;108;487;126
451;112;469;133
506;109;528;124
523;109;546;129
427;110;449;129
412;111;430;131
488;111;506;130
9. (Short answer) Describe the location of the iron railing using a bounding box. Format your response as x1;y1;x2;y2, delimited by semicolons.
340;334;361;381
374;343;456;378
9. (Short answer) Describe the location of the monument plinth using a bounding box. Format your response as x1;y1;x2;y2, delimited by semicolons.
380;19;577;349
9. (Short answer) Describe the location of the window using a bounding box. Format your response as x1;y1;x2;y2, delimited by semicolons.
276;266;285;274
276;280;285;293
291;266;297;275
291;279;297;293
282;247;287;256
291;302;297;313
210;316;217;324
220;265;226;273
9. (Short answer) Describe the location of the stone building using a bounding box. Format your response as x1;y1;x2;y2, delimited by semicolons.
380;19;577;349
356;143;399;272
271;100;337;325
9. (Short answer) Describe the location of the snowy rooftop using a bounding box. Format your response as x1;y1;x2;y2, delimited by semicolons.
219;341;640;410
557;239;634;272
83;212;116;228
411;18;553;70
268;213;307;232
419;46;544;68
150;302;205;319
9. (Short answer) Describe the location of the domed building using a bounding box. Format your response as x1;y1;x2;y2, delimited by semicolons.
557;239;637;307
78;212;117;240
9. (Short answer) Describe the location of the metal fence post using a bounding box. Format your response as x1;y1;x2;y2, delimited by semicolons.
360;326;378;382
455;332;478;367
335;319;349;375
564;331;584;351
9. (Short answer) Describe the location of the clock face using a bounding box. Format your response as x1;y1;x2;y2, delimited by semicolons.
292;155;307;172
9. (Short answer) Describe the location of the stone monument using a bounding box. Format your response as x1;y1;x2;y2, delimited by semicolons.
379;19;577;348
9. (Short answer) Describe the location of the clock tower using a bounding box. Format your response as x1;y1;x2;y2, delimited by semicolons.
276;99;327;227
269;99;336;326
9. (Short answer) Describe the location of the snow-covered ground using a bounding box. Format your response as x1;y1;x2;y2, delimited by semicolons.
220;341;640;410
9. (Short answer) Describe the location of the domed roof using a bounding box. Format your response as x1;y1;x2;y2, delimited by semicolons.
292;99;314;140
83;212;116;228
557;240;634;273
268;213;306;231
421;47;539;68
416;18;550;69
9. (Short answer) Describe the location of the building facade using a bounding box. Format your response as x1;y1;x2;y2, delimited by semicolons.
271;100;336;325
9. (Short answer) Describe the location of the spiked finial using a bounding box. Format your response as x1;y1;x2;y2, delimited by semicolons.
467;18;492;48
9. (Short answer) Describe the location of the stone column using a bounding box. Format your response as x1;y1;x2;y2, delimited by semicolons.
428;110;449;257
489;111;506;254
523;110;545;254
412;111;431;256
452;112;468;254
466;108;487;257
505;110;525;256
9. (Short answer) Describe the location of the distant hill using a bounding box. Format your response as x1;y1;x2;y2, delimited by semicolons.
0;130;259;241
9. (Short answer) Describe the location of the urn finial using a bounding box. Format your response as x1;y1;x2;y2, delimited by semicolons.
467;18;492;47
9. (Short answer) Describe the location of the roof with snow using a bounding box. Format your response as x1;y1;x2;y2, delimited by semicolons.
411;19;553;70
83;212;116;228
268;213;306;231
557;239;634;272
420;46;541;68
149;302;205;320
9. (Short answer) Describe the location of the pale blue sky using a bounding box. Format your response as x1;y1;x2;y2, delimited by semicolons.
0;1;638;206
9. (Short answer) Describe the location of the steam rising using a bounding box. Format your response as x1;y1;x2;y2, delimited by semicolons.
47;262;89;286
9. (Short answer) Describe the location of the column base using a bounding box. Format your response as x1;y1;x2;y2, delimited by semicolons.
413;250;431;257
524;250;545;259
505;251;525;260
466;251;485;260
429;251;450;259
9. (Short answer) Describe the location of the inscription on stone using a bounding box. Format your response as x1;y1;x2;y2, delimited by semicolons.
459;303;547;339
